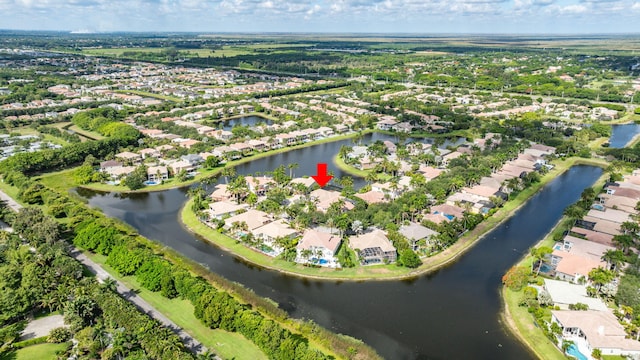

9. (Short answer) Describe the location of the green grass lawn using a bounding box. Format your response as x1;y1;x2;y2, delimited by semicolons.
502;288;566;360
87;254;267;360
66;125;104;140
0;343;68;360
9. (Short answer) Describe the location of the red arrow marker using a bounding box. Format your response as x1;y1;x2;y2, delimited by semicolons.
311;163;333;187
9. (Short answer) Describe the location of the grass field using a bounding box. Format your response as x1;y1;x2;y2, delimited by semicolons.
0;343;68;360
87;253;267;360
67;125;104;140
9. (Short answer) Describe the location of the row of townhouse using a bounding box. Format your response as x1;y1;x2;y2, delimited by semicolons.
538;170;640;359
426;142;555;223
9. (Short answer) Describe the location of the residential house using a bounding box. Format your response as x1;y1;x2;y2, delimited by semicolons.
140;148;161;159
399;223;439;251
376;117;397;131
224;209;271;232
115;151;142;164
551;310;640;358
103;166;136;180
245;176;274;196
543;279;608;311
247;139;267;152
251;220;298;255
550;236;615;283
207;201;248;220
354;190;387;205
210;184;233;202
349;229;397;265
180;154;204;167
169;160;195;174
290;177;317;190
296;229;342;268
100;160;122;171
147;166;168;182
309;189;354;213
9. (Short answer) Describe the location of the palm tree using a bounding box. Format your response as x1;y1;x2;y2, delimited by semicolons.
602;249;626;272
221;166;236;184
288;163;299;178
101;277;118;292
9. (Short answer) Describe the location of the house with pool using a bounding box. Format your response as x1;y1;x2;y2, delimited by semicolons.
551;310;640;358
296;229;342;268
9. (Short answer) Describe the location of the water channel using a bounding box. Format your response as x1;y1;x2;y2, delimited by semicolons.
77;123;640;359
609;122;640;148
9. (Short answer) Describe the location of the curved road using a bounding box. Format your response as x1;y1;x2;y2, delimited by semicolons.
0;190;209;356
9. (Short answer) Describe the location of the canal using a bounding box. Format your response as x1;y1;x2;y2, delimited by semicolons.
79;128;613;359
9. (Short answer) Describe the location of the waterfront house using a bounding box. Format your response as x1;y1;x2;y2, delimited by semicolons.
551;310;640;358
310;189;354;213
251;219;298;254
543;279;608;311
349;229;397;265
207;201;248;220
376;117;397;131
100;160;122;171
550;236;615;283
146;166;168;182
224;209;271;232
296;229;341;267
210;184;233;202
245;176;275;196
399;223;439;251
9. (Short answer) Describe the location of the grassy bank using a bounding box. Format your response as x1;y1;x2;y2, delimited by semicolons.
182;156;607;281
87;253;268;360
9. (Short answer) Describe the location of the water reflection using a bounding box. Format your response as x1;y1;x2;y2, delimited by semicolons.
79;134;602;359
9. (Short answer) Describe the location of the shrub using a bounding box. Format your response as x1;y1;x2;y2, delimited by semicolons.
47;327;71;343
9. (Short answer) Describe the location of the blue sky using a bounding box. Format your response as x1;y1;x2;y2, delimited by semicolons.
1;0;639;33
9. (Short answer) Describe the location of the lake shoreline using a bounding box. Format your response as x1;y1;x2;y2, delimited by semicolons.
179;157;609;281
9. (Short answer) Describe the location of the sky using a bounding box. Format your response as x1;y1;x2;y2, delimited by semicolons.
1;0;640;34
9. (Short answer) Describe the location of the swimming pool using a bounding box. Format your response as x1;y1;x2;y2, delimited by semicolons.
591;204;605;211
566;344;588;360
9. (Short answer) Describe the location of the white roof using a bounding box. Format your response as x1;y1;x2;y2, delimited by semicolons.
544;279;608;311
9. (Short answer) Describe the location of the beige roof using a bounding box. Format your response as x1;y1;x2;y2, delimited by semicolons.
252;219;298;239
224;209;271;231
297;229;341;254
147;166;167;175
290;177;316;188
431;204;465;219
462;185;499;198
586;208;632;224
583;216;622;236
607;187;640;199
208;201;247;217
562;236;615;261
115;151;141;160
599;194;637;213
349;229;395;253
552;310;640;351
399;223;438;241
554;252;604;279
105;165;136;177
210;184;231;201
570;227;614;247
354;191;387;204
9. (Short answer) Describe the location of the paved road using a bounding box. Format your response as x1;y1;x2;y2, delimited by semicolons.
0;190;209;355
